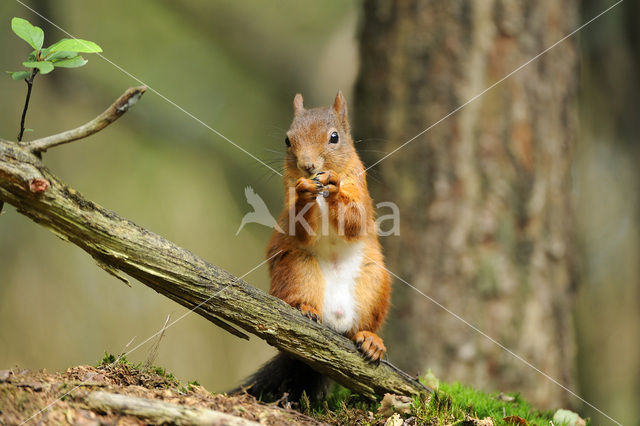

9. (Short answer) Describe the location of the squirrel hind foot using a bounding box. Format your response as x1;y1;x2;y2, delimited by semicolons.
352;330;386;363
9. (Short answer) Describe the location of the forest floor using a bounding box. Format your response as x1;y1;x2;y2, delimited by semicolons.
0;359;320;425
0;355;583;426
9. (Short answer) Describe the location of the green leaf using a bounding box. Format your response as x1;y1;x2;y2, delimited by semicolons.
47;38;102;54
22;61;54;74
46;50;78;61
27;50;37;62
11;17;44;50
52;56;88;68
10;70;31;80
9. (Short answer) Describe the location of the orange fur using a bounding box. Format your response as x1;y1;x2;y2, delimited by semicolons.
267;92;391;362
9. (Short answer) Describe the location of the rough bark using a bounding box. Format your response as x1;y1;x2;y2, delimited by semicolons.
0;130;428;399
354;0;578;407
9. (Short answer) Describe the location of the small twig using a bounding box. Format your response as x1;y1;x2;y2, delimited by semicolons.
119;335;138;361
23;86;147;154
17;69;38;143
144;313;171;370
5;69;40;215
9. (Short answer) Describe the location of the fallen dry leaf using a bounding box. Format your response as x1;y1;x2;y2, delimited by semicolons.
466;415;494;425
0;370;12;382
553;409;586;426
384;413;404;426
378;393;413;417
497;392;516;402
504;415;527;425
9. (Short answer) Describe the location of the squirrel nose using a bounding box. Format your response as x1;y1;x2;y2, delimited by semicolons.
298;162;316;176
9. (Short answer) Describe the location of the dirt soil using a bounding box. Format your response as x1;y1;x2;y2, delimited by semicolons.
0;364;325;425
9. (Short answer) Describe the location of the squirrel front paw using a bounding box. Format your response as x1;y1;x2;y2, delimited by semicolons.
312;170;340;197
296;177;324;201
296;303;321;323
352;330;386;363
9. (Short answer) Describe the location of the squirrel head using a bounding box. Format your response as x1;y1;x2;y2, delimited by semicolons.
284;91;357;178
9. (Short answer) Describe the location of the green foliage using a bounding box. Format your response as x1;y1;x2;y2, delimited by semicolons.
8;17;102;80
9;71;30;80
46;38;102;54
11;17;43;50
410;382;555;425
97;352;182;389
149;365;177;383
313;379;559;425
311;384;380;424
97;352;137;369
21;61;53;74
50;56;88;69
98;351;118;366
325;384;354;411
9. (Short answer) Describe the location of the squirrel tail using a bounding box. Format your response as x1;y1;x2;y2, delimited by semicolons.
231;352;330;402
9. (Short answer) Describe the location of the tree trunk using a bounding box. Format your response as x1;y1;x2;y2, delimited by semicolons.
354;0;578;408
576;0;640;422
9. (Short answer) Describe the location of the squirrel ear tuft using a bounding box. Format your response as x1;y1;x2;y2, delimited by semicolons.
333;90;348;124
293;94;305;115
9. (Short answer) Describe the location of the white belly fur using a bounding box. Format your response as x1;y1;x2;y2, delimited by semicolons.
314;197;364;334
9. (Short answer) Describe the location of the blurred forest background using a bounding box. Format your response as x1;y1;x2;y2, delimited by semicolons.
0;1;637;425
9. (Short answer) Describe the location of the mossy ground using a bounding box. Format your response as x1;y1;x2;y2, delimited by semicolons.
0;354;582;425
308;378;578;425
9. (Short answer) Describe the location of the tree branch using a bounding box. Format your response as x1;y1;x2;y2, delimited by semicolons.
0;88;429;399
21;86;147;154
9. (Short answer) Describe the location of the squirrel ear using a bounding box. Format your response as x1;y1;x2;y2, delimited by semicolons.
293;94;305;115
333;90;348;125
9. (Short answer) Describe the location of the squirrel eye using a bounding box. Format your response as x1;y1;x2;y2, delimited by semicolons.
285;136;291;147
329;131;339;144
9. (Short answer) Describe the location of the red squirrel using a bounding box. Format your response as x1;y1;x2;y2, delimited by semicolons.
241;92;391;400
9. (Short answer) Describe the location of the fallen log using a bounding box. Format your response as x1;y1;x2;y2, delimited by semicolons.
86;391;258;426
